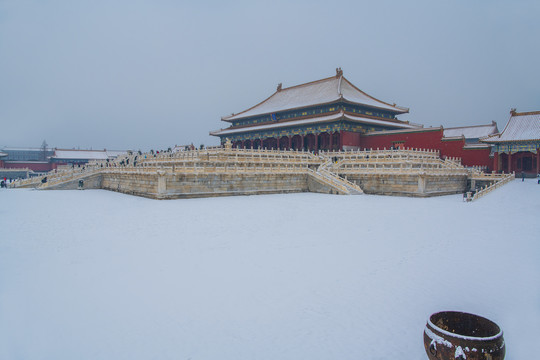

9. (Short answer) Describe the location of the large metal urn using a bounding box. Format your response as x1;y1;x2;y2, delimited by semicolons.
423;311;505;360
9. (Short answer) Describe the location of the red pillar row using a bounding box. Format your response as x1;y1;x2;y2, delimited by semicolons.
235;131;345;152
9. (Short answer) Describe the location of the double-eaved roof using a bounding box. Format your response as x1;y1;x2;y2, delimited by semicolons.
481;110;540;143
215;110;418;136
222;71;409;122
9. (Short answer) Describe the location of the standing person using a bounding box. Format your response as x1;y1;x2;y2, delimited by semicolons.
521;171;525;182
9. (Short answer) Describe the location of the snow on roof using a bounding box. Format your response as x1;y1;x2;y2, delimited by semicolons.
212;111;418;136
443;122;498;139
223;72;408;121
482;111;540;143
364;127;441;137
105;150;128;158
53;150;108;160
52;149;127;160
463;143;490;149
0;151;7;157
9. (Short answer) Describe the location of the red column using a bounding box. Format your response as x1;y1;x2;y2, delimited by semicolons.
493;152;499;172
339;131;343;150
300;135;304;150
536;148;539;173
288;136;292;150
314;134;318;152
508;153;512;173
329;132;333;150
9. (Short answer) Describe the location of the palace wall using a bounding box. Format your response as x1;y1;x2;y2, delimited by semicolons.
461;148;492;168
361;128;444;150
360;129;493;171
3;161;53;172
341;131;362;149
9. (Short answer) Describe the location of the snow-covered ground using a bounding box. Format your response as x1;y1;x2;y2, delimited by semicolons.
1;180;538;360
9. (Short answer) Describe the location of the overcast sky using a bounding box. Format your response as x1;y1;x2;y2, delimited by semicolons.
1;0;539;151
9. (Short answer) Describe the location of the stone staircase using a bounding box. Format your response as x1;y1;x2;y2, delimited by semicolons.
308;157;364;195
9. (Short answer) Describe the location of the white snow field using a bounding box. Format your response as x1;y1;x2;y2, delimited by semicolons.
1;180;538;360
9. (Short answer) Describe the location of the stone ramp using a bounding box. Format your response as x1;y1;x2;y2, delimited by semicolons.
37;171;103;190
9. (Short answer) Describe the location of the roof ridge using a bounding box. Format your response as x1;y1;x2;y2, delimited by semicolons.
222;75;339;121
280;75;338;92
444;123;497;130
513;110;540;116
341;77;409;113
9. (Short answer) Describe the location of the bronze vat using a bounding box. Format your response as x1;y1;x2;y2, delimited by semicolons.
423;311;505;360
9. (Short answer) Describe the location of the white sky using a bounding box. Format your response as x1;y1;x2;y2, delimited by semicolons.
1;0;539;151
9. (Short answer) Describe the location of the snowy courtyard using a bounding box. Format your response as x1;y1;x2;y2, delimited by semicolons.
1;180;538;359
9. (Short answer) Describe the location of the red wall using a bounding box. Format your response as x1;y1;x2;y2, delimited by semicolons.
462;148;492;168
361;128;444;150
341;131;362;147
4;162;53;172
439;138;465;159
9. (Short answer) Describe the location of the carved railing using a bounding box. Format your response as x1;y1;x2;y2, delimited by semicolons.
466;172;515;202
10;147;490;195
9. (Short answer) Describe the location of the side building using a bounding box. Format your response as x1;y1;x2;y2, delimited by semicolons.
211;68;419;151
50;149;128;168
481;110;540;175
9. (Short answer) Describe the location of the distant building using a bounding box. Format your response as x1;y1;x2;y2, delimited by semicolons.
1;147;54;161
0;146;128;178
49;149;128;167
0;151;6;167
211;68;418;151
0;147;55;173
481;110;540;174
443;122;499;145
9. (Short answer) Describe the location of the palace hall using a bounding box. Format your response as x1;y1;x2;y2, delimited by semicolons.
210;68;419;151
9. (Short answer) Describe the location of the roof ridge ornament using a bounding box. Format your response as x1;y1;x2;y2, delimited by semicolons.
277;83;282;92
510;108;517;116
336;67;343;78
